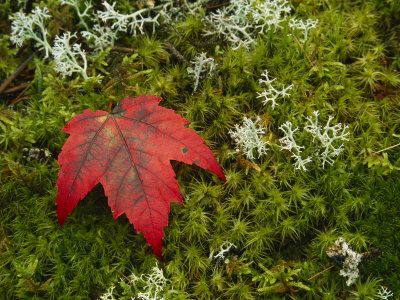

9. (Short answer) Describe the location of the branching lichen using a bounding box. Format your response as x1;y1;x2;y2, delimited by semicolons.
187;52;216;92
52;32;89;80
97;1;161;35
257;69;293;109
203;0;291;49
304;111;349;169
61;0;93;30
10;6;52;58
279;121;312;171
229;116;268;161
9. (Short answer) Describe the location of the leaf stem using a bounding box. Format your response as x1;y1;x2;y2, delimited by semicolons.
108;97;113;113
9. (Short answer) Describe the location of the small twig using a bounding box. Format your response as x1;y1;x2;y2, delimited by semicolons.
308;248;381;281
327;92;337;101
9;96;28;106
360;247;382;259
163;40;188;64
307;264;334;280
110;46;138;53
10;82;33;105
362;108;391;130
288;27;314;67
372;142;400;155
204;1;231;10
1;83;30;94
236;157;261;174
111;266;135;286
0;52;36;94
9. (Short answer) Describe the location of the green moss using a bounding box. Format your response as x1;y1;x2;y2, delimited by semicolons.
0;0;399;298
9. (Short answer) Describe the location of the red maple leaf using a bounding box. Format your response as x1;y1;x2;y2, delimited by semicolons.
56;95;225;258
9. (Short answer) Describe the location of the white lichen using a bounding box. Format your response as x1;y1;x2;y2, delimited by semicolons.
279;121;312;171
158;0;208;23
97;1;160;35
10;6;52;58
203;0;291;49
251;0;292;34
210;241;237;261
304;111;349;168
101;264;167;300
100;286;115;300
377;286;394;299
279;111;349;170
61;0;93;30
82;24;118;52
229;116;269;161
128;263;167;300
52;32;89;80
289;18;318;42
334;237;363;286
187;52;216;92
257;69;293;109
203;1;255;50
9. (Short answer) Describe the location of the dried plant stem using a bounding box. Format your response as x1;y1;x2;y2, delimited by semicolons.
204;1;231;10
163;40;188;64
288;28;314;67
10;81;33;105
2;83;30;94
373;142;400;155
0;52;36;94
236;158;261;173
111;266;135;286
307;264;334;280
110;46;138;53
362;108;391;130
308;249;380;280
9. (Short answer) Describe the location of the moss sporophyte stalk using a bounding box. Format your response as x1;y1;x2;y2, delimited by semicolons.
0;0;399;299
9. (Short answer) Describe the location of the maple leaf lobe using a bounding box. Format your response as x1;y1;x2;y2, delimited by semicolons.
56;95;225;258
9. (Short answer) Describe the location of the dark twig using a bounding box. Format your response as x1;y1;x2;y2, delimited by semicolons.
204;1;231;10
163;40;188;64
2;83;30;94
10;96;28;106
308;249;381;280
110;46;138;53
0;52;36;94
10;81;33;105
